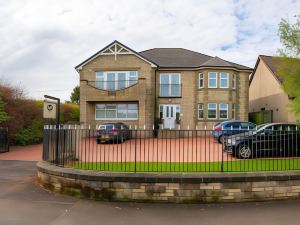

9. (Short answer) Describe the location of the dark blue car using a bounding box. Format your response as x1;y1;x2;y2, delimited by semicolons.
212;120;257;143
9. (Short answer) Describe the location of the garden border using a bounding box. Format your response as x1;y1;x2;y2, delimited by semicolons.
37;161;300;203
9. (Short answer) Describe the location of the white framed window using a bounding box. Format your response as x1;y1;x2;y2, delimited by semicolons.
207;103;217;119
198;103;204;120
95;103;138;120
219;103;228;119
95;71;138;90
232;103;236;119
208;72;217;88
160;73;181;97
220;72;229;88
199;73;204;88
232;74;237;89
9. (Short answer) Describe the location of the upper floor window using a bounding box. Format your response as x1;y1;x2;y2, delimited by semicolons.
232;74;236;89
220;72;229;88
95;71;138;90
95;103;138;120
199;73;204;88
160;73;181;97
208;72;217;88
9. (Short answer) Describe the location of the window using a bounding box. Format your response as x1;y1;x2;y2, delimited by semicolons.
232;103;236;119
95;71;138;90
208;72;217;88
219;103;228;119
232;74;236;89
220;72;229;88
199;73;204;88
95;103;138;120
241;122;254;130
198;103;204;119
160;73;181;97
208;103;217;119
225;122;240;129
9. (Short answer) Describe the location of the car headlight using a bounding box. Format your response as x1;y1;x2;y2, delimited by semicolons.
227;139;236;145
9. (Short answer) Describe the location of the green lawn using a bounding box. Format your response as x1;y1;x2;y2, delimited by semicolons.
72;158;300;173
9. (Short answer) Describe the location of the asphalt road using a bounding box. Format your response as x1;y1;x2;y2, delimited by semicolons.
1;160;300;225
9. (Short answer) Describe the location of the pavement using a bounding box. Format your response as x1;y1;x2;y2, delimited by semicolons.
1;146;300;224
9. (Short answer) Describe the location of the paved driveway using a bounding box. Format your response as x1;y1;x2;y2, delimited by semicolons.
0;144;42;161
77;137;235;163
1;160;300;225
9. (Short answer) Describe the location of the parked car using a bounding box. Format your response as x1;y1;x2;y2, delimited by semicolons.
212;120;257;143
96;122;132;144
225;123;300;159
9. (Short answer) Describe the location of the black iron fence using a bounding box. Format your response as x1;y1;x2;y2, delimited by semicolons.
43;126;300;173
0;127;9;153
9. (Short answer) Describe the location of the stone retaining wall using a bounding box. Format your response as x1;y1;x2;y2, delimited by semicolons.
37;161;300;203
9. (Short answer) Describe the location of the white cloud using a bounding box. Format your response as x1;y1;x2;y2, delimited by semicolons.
0;0;299;100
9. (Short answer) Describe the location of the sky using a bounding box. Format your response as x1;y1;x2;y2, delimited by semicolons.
0;0;299;101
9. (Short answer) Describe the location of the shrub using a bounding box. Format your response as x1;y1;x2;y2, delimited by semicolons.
14;120;44;145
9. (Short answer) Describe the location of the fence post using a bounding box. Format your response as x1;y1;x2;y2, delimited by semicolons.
134;129;137;173
221;142;224;173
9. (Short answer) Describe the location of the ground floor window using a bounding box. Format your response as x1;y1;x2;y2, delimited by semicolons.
206;103;231;120
232;103;236;119
207;103;217;119
95;103;138;120
219;103;228;119
198;103;204;119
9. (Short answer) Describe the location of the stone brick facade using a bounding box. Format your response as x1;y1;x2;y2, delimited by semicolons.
37;162;300;203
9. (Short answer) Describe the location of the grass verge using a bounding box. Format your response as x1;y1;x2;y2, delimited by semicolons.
73;158;300;173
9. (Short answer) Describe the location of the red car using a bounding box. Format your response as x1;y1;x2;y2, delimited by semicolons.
96;122;132;144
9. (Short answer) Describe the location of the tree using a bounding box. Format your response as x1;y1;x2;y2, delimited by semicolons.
277;15;300;115
0;93;9;124
70;86;80;104
278;15;300;57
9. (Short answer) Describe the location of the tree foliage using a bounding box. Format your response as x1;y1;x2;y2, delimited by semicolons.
70;86;80;104
278;15;300;57
277;15;300;115
0;93;9;124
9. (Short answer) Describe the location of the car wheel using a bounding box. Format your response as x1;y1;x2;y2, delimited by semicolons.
238;144;252;159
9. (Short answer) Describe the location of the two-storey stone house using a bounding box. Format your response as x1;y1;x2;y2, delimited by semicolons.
75;40;252;130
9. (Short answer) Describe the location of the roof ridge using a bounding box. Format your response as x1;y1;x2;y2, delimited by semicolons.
140;48;213;58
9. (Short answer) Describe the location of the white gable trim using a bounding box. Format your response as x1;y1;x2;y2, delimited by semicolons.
76;41;157;71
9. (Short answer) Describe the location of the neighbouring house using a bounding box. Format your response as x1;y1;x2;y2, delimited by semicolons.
249;55;300;123
75;40;252;130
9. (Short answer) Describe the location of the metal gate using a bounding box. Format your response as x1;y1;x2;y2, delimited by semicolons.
0;127;9;153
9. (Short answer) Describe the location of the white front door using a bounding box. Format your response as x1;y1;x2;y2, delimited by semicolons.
162;105;179;129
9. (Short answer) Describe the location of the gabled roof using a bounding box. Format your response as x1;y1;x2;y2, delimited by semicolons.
250;55;290;85
75;40;252;72
75;40;158;71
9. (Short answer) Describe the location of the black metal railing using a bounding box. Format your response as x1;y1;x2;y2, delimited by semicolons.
0;127;9;153
42;127;300;173
87;80;138;91
159;84;181;97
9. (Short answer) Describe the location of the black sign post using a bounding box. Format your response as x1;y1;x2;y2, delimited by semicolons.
44;95;60;164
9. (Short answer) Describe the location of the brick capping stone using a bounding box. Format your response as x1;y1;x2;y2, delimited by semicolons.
37;161;300;203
